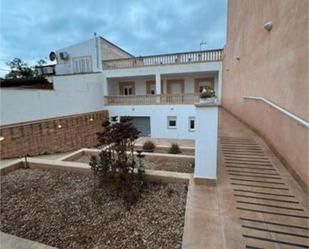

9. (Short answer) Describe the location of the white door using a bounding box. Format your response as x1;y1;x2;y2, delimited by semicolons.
171;83;182;94
123;85;133;95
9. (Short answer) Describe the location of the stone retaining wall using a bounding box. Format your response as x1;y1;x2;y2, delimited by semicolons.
0;111;108;159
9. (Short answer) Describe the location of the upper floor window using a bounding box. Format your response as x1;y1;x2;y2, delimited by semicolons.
72;56;92;73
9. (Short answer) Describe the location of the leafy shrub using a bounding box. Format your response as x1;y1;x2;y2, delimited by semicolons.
142;140;156;152
200;86;216;98
90;116;145;209
168;143;182;154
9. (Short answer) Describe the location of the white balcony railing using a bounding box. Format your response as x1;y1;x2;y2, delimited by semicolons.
102;49;223;70
104;94;200;105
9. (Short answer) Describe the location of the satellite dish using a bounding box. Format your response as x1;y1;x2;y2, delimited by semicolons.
49;51;57;61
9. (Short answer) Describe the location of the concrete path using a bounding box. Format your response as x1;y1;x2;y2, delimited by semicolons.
0;232;56;249
0;152;72;169
182;108;308;249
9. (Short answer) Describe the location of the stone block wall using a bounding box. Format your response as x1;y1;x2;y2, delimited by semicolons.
0;111;108;159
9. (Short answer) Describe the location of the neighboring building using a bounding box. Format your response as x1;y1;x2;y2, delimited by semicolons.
223;0;308;188
33;36;223;139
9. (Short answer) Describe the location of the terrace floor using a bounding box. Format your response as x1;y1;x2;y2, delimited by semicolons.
182;108;308;249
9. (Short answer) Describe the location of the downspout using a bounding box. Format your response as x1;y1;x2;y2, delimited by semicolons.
94;33;100;71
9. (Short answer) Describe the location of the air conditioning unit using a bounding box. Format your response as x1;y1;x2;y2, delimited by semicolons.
59;52;69;61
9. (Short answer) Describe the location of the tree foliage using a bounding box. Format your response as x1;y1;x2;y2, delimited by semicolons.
5;58;48;79
89;117;145;209
5;58;35;79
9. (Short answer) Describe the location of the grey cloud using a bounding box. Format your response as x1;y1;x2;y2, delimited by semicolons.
0;0;227;76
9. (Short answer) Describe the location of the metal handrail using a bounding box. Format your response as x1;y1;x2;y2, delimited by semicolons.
242;96;309;128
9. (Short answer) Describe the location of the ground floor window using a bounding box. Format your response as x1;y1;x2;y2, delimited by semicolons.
167;116;177;129
189;117;195;131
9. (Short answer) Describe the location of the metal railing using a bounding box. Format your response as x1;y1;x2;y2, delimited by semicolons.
104;93;199;105
242;96;309;128
102;49;223;70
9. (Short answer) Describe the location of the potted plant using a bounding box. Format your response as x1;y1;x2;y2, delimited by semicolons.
199;86;216;104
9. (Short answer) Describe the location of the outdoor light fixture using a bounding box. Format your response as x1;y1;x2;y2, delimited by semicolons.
89;117;94;122
0;136;4;142
236;56;240;61
264;21;272;31
57;124;62;129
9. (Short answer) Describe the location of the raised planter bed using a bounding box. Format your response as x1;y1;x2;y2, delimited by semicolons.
68;150;194;174
135;145;195;156
0;168;188;249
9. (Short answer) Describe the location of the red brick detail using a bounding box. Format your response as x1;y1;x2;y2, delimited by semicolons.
0;111;108;159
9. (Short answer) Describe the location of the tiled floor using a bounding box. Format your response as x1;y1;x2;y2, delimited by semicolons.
182;108;308;249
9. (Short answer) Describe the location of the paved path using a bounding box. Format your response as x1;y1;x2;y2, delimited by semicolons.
0;232;56;249
0;152;72;169
182;108;308;249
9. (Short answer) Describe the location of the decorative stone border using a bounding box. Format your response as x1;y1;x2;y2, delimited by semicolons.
58;148;195;163
0;157;192;184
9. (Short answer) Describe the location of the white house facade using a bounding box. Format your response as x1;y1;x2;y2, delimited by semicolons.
41;36;223;140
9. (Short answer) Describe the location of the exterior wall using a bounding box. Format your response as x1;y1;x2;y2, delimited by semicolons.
100;38;132;60
0;73;105;125
194;105;218;180
107;105;196;139
223;0;308;187
0;111;108;159
56;38;101;75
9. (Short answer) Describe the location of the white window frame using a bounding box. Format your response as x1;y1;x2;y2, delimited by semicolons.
72;56;92;73
189;116;195;131
167;116;177;129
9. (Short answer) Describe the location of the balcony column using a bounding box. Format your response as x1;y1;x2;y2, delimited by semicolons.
155;73;161;103
103;76;108;105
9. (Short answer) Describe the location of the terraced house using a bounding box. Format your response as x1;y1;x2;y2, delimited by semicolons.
0;0;308;249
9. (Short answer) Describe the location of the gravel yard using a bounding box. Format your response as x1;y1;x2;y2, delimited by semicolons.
1;168;188;249
75;154;194;173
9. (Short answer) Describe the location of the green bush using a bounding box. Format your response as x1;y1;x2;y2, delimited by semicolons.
142;140;156;152
168;143;182;154
89;117;145;209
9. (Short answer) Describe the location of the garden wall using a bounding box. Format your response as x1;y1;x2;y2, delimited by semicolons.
0;110;108;159
0;73;105;125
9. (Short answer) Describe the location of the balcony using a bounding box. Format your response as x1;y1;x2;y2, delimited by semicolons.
104;94;200;105
102;49;223;70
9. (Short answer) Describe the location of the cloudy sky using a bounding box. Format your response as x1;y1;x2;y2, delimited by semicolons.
0;0;227;77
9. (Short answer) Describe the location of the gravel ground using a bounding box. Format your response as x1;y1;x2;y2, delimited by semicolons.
1;169;188;249
76;155;194;173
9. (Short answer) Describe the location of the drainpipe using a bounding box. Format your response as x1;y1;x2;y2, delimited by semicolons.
94;33;100;71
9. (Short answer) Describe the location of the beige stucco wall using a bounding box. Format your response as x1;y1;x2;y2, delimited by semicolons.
100;39;132;60
222;0;308;187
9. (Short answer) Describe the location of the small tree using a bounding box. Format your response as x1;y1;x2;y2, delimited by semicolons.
90;117;145;209
5;58;35;79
